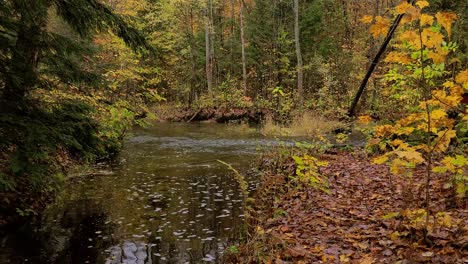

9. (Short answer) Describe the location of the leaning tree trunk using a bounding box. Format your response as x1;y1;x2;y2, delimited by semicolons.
348;0;414;117
293;0;303;105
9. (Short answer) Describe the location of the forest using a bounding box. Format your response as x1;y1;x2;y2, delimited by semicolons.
0;0;466;263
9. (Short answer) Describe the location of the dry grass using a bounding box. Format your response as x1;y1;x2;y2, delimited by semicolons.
261;112;343;137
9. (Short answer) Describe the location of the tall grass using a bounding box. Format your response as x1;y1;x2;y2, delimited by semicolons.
261;112;342;137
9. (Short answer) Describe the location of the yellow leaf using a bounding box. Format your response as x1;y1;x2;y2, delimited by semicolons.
370;16;390;38
428;50;446;64
390;158;407;175
396;150;425;164
373;155;388;165
441;214;451;228
256;226;265;235
401;5;421;24
374;124;395;137
420;14;434;26
399;30;421;49
435;12;458;37
455;69;468;89
391;139;404;147
340;254;350;262
422;28;444;48
395;2;413;14
358;115;373;124
416;1;429;9
395;127;415;136
443;81;455;88
389;231;400;241
434;130;456;153
385;52;413;64
431;109;447;119
360;15;374;24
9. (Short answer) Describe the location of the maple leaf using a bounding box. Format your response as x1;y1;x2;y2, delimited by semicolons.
427;50;447;64
370;16;390;38
395;2;413;14
396;150;424;164
420;14;434;26
434;129;456;153
399;30;421;49
455;69;468;89
374;124;395;137
358;115;372;124
395;127;415;136
435;12;458;37
431;109;446;120
385;52;413;64
373;155;388;165
421;28;444;48
400;6;421;24
360;15;373;24
416;1;429;9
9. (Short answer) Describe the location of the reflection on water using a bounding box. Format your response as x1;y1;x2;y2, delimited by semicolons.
1;123;282;264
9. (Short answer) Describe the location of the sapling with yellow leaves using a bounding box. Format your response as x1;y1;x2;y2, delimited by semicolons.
364;0;467;242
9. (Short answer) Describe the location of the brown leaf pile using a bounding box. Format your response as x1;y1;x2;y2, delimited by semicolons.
235;152;467;263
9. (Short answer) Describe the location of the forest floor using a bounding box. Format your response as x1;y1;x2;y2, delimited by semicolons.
233;150;467;263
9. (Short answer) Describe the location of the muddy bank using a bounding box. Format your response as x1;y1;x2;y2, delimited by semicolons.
164;107;270;123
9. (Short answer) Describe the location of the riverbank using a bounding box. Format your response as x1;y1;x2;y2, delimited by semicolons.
155;105;271;124
231;149;466;263
0;100;137;231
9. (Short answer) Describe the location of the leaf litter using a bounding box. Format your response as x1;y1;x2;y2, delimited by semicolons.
233;152;467;263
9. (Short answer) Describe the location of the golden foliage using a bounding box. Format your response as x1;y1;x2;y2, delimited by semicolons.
420;14;434;26
358;115;373;124
360;15;373;24
395;2;414;14
435;12;458;37
370;16;390;38
415;1;429;9
421;28;444;48
455;69;468;89
385;52;413;64
399;30;421;49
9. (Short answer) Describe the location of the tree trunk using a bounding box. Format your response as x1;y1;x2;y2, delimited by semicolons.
209;0;217;88
3;31;38;103
204;6;213;95
230;0;235;75
240;0;247;95
188;7;197;107
293;0;303;105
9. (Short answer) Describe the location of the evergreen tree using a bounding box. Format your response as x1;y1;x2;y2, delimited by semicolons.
0;0;151;107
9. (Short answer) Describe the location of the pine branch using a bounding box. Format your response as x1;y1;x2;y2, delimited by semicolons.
53;0;153;53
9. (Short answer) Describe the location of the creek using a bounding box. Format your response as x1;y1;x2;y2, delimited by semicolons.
0;122;288;264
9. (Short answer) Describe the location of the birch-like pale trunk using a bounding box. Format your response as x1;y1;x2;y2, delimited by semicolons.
204;6;212;95
294;0;304;105
240;0;247;94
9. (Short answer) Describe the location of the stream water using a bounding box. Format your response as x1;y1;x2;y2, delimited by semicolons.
0;123;286;264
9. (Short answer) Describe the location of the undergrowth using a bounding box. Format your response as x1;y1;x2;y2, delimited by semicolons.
0;97;147;225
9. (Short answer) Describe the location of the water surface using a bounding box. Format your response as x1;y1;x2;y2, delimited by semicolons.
1;123;281;264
